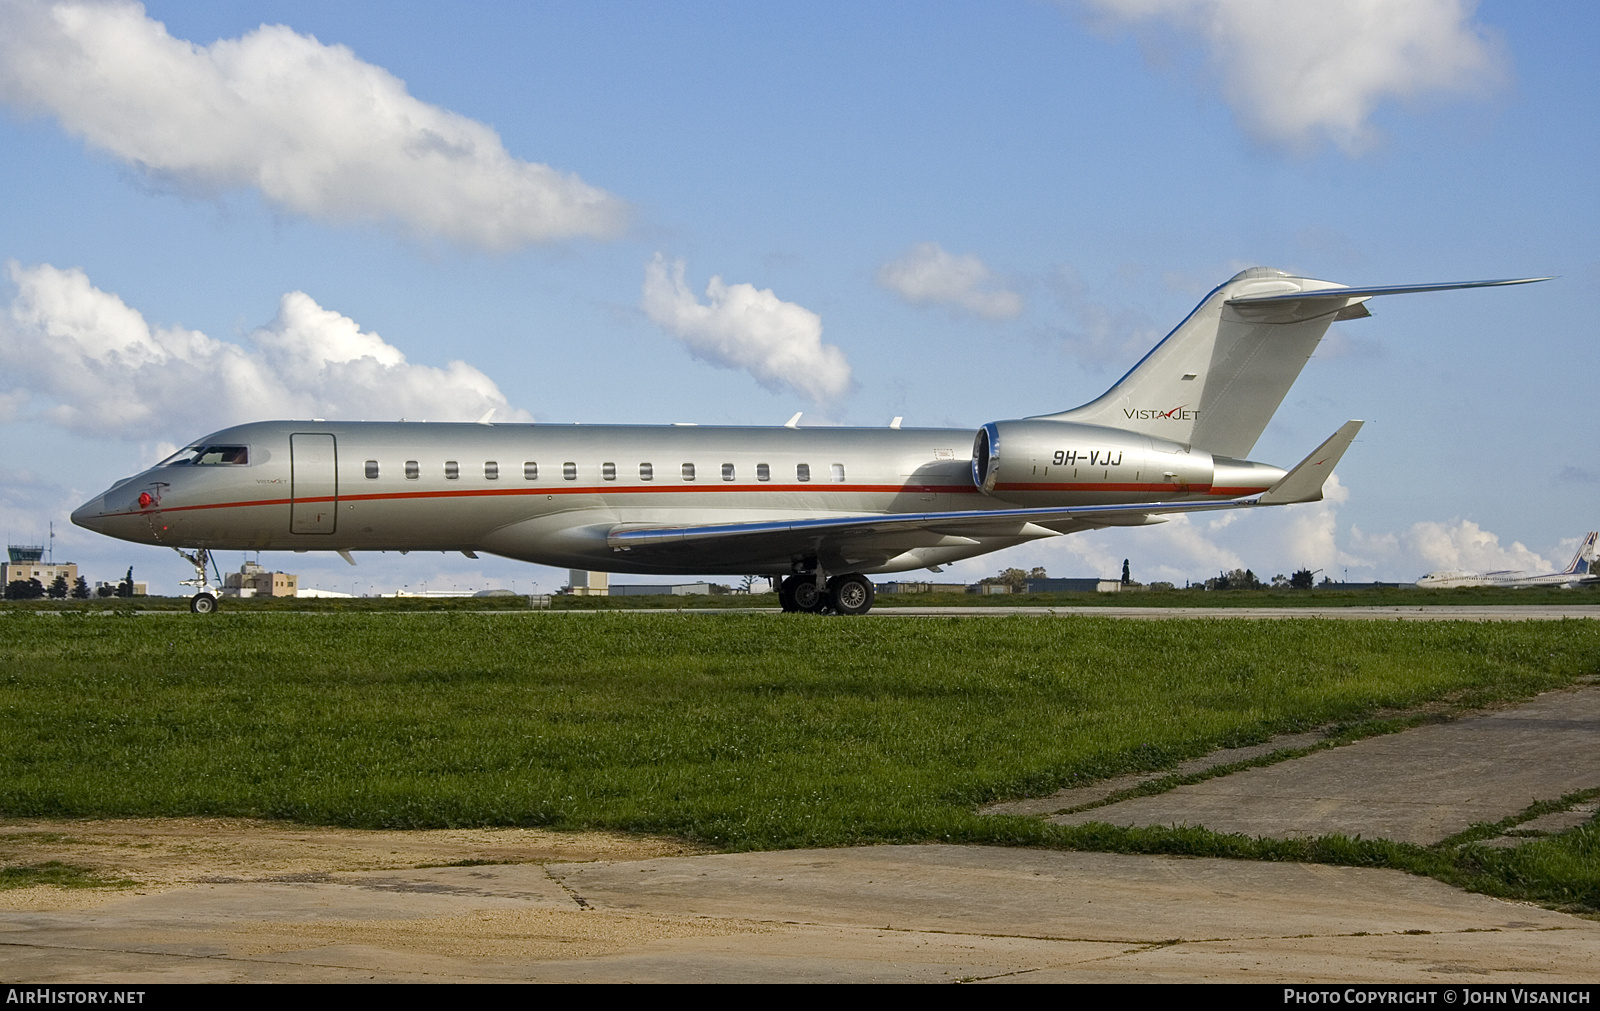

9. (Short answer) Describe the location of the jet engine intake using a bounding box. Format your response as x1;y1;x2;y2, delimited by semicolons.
972;419;1213;504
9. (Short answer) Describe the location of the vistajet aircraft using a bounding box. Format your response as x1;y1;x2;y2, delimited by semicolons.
1416;532;1597;589
73;268;1546;614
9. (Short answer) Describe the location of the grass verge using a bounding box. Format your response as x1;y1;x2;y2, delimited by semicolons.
0;861;136;891
0;613;1595;906
987;797;1600;916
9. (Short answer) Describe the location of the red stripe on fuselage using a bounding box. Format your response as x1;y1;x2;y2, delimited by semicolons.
993;481;1211;494
100;482;984;520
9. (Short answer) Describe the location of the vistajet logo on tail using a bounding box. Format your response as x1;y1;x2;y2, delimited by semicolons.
1124;406;1199;422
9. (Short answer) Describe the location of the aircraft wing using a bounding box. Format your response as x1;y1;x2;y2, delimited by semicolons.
608;495;1248;551
607;423;1361;567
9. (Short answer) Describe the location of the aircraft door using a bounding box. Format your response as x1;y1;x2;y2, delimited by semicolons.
290;433;338;534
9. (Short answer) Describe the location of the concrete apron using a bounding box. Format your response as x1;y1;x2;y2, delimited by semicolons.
1042;685;1600;845
3;846;1597;983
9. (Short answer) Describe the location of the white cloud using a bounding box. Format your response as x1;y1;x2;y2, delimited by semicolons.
641;254;852;402
1405;519;1550;574
0;261;528;440
1081;0;1506;154
0;0;626;248
877;242;1023;320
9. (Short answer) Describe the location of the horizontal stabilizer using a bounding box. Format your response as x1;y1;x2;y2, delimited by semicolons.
1225;276;1552;306
1257;421;1363;505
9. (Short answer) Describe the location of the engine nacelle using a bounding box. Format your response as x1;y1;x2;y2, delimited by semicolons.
970;419;1216;504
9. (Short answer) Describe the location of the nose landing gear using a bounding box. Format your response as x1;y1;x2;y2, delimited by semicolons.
174;547;221;614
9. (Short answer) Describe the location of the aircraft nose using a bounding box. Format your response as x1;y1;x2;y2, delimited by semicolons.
71;495;107;534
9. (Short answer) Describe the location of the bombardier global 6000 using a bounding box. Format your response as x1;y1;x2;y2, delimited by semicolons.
72;267;1546;614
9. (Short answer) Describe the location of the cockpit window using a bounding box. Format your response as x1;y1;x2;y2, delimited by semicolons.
161;445;248;466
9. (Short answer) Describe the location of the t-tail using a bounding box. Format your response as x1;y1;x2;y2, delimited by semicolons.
1036;267;1550;457
1561;532;1598;576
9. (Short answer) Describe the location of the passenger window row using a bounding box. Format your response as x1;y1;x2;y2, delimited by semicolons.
362;460;847;482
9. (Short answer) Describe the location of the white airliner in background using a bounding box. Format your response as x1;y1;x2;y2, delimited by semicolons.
72;267;1547;613
1416;532;1597;589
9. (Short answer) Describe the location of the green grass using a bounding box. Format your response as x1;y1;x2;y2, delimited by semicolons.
0;861;135;891
0;613;1596;908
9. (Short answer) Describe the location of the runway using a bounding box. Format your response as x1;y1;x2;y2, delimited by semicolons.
867;604;1600;620
528;604;1600;620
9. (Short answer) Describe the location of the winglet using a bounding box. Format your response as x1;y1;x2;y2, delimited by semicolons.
784;412;803;429
1258;421;1363;505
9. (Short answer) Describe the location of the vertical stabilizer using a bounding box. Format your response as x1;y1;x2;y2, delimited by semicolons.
1561;532;1598;575
1036;268;1360;458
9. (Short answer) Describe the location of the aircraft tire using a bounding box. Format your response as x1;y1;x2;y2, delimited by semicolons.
189;592;218;614
778;575;801;612
789;578;826;613
828;574;875;616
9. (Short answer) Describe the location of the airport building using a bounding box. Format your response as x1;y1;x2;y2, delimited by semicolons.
567;570;609;596
1025;577;1124;593
610;581;719;596
222;559;299;598
3;545;78;591
93;580;147;596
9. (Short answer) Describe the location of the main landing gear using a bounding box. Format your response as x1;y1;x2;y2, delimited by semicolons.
778;572;876;616
174;547;220;614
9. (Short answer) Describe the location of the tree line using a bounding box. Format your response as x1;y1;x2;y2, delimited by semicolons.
4;567;135;600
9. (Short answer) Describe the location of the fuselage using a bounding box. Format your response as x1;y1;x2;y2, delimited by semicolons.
1416;570;1594;589
71;419;1281;576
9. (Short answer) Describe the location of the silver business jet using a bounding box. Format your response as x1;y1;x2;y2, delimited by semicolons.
72;267;1546;614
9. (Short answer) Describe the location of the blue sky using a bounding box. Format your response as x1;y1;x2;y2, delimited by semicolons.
0;0;1594;594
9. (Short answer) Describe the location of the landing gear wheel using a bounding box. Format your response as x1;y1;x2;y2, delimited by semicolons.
189;592;218;614
827;574;875;616
790;578;825;613
778;575;802;612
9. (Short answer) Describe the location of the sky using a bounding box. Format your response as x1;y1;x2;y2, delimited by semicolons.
0;0;1595;595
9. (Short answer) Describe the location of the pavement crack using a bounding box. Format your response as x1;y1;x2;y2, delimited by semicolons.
544;864;590;909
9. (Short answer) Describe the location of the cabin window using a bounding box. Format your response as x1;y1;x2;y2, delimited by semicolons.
831;463;846;483
405;460;419;480
364;460;379;479
563;462;577;481
602;462;616;481
682;463;696;481
796;463;810;482
484;461;499;480
524;462;538;481
444;461;459;480
756;463;770;482
722;463;735;481
640;462;653;481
